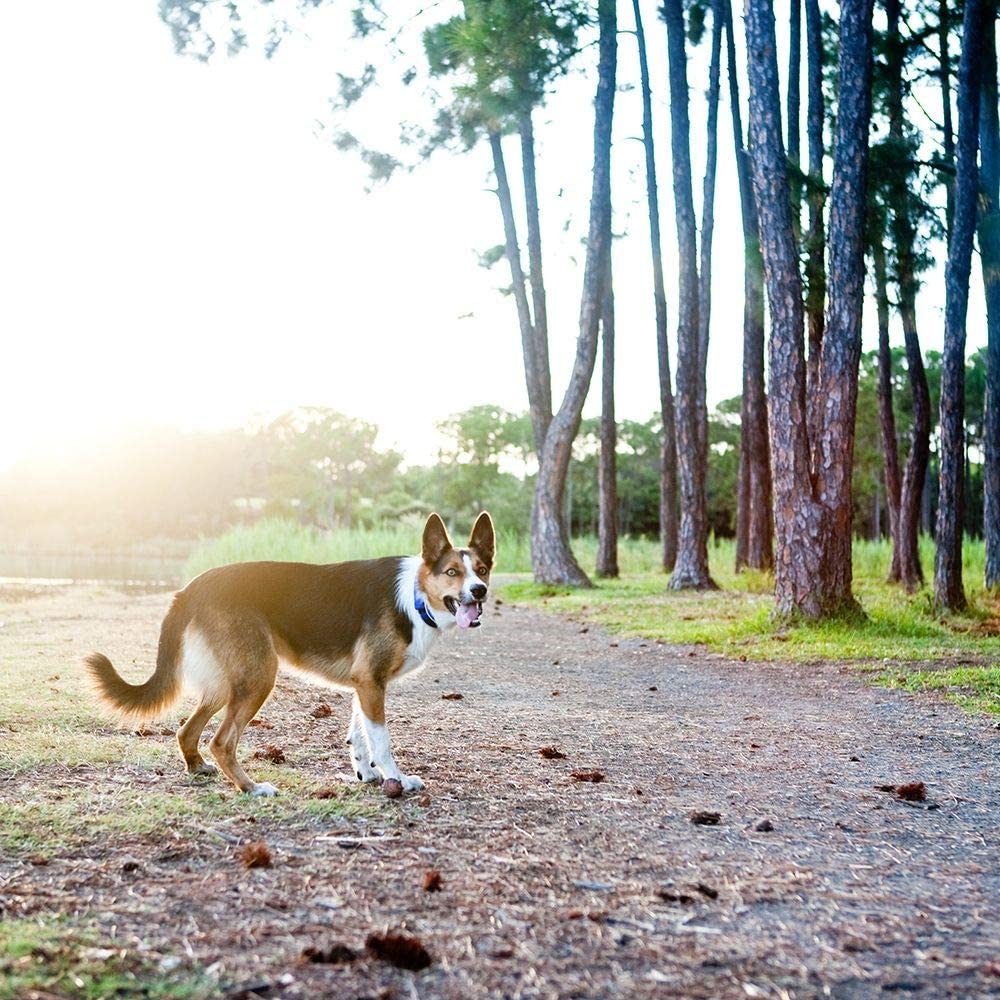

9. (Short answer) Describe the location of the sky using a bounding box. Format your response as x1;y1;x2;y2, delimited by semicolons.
0;1;986;473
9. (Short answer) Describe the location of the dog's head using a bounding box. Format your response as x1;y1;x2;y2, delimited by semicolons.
420;512;495;629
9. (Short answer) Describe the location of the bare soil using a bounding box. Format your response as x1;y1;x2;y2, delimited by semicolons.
2;585;999;999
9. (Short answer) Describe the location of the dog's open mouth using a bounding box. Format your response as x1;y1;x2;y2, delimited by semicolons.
445;596;484;629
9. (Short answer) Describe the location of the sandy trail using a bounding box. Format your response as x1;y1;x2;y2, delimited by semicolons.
1;585;998;998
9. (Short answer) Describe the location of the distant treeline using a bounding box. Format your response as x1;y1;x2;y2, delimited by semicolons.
0;345;989;552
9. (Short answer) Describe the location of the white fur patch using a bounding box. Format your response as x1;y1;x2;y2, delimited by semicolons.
180;628;227;700
358;712;424;791
395;556;449;676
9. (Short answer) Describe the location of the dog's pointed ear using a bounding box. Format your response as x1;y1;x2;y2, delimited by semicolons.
422;513;453;566
469;511;496;566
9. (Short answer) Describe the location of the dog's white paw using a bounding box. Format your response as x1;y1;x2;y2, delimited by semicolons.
350;758;380;783
248;781;279;797
400;774;425;792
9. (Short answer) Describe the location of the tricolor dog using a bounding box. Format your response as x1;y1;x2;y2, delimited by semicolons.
84;512;495;795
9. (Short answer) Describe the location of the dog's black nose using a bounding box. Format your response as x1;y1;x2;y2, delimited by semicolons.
471;584;487;600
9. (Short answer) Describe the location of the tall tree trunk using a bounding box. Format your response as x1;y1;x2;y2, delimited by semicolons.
885;0;931;592
939;0;956;237
811;0;874;612
804;0;826;448
747;0;823;615
518;110;553;441
489;133;548;457
873;233;902;582
747;0;872;618
530;0;616;587
725;0;772;573
978;7;1000;590
665;0;715;590
934;0;988;612
597;251;619;578
788;0;802;227
631;0;677;572
697;2;723;474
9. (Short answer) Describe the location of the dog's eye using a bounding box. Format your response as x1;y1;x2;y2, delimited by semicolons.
476;566;488;576
446;568;459;577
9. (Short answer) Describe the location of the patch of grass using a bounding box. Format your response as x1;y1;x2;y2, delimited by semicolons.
875;666;1000;717
503;538;1000;680
0;778;377;855
183;518;670;581
0;918;213;999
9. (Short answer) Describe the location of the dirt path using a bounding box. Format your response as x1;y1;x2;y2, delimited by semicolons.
2;586;999;998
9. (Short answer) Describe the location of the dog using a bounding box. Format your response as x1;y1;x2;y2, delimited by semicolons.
84;512;494;796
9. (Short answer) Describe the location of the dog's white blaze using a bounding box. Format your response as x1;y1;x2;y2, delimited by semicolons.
180;628;226;699
461;552;487;601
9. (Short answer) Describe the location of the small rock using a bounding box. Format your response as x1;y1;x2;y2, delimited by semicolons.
301;943;357;964
236;842;272;869
366;931;432;971
422;870;443;892
753;819;774;832
441;692;464;701
311;703;333;719
382;778;404;799
689;811;721;826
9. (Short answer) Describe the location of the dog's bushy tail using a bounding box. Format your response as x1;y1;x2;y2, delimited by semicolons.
84;594;188;719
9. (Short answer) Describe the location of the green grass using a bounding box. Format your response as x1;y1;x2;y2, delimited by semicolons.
0;918;213;999
183;517;669;582
875;666;1000;716
502;536;1000;717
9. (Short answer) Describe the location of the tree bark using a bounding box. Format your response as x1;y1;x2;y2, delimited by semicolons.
939;0;956;237
811;0;874;613
597;251;619;578
489;132;548;458
934;0;988;612
724;0;772;573
788;0;802;225
518;110;553;441
873;233;902;582
804;0;826;449
697;1;723;471
631;0;677;572
978;7;1000;590
885;0;931;592
665;0;715;590
530;0;616;587
747;0;872;618
747;0;823;616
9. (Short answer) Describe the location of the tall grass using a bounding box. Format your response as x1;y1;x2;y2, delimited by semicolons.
183;518;672;582
185;518;991;593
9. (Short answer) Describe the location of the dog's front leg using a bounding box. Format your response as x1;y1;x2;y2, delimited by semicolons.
346;693;380;784
353;678;424;793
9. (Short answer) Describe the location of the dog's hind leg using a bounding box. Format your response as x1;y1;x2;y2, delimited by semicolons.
206;618;280;796
345;693;379;784
177;695;224;776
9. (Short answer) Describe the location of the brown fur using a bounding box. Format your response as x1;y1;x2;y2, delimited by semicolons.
83;512;495;795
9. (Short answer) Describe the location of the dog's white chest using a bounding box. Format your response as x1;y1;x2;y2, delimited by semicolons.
396;623;440;679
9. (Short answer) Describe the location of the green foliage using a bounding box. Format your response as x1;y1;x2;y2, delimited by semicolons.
258;407;401;529
503;537;999;683
0;919;212;999
422;0;586;145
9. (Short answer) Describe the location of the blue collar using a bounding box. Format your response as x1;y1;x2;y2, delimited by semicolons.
413;584;438;629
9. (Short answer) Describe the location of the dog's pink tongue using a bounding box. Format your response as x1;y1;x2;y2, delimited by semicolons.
455;602;482;630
